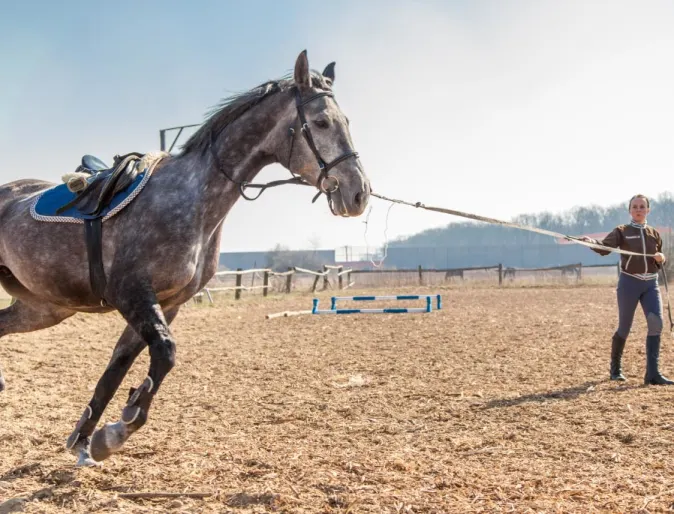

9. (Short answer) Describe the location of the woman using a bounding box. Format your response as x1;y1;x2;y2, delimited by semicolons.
580;194;672;385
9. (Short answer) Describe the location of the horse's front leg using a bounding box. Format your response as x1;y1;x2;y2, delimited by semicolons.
66;306;180;466
87;290;179;462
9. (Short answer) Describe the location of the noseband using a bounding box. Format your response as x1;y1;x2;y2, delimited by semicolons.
210;85;359;205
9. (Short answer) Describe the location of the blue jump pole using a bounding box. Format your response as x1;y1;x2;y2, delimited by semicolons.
312;294;442;314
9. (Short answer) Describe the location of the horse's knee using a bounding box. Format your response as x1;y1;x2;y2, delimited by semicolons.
647;312;663;336
149;337;176;374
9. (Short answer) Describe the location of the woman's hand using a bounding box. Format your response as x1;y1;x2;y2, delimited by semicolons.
654;252;666;263
578;236;593;242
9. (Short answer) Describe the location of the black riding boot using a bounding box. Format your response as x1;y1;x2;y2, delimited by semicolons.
610;333;627;381
644;335;674;385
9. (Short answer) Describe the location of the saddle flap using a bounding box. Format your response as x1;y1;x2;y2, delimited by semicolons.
94;161;139;214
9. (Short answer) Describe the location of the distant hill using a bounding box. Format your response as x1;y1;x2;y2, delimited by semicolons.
390;192;674;248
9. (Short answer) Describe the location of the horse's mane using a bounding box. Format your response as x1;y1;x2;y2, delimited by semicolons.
180;71;332;155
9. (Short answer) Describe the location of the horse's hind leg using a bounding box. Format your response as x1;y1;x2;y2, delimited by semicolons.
86;292;180;462
66;305;180;466
0;299;75;392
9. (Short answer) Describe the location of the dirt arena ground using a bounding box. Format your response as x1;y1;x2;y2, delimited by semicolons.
2;284;674;513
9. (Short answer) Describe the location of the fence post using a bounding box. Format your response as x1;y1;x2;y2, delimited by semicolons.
286;267;293;293
311;271;321;293
498;263;503;286
235;268;242;300
263;271;269;297
348;270;352;288
323;265;329;290
338;266;343;290
577;263;582;282
418;265;423;286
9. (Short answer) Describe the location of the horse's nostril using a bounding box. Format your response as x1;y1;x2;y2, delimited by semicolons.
355;192;364;207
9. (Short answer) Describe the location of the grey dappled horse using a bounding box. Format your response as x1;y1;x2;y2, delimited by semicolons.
0;50;370;466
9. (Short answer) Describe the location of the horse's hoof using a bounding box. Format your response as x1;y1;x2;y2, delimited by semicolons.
67;436;98;467
75;448;99;468
90;422;128;462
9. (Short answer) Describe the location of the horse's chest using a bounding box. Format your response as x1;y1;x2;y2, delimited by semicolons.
156;241;219;300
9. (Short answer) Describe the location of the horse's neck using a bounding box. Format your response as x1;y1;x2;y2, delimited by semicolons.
171;97;288;230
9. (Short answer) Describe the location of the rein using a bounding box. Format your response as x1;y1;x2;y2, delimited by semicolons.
208;127;311;201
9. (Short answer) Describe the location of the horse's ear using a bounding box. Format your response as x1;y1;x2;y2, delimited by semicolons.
322;62;336;83
294;50;311;89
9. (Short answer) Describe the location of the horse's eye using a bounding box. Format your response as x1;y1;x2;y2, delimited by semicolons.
314;118;330;129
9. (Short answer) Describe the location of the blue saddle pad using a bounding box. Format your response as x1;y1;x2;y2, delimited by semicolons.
31;169;150;224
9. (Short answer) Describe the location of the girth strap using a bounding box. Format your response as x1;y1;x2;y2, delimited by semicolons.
84;219;108;306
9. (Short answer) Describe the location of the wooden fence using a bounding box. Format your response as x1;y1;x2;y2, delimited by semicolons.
194;265;354;304
349;262;620;286
194;262;621;303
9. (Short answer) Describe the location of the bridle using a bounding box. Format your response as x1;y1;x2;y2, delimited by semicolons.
209;85;359;209
289;88;359;208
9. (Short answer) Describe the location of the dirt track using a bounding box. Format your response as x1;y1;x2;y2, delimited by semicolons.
2;285;674;513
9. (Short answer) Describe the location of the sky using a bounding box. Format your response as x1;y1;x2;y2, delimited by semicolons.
2;0;674;253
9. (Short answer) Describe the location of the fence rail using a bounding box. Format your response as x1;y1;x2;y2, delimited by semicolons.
194;265;355;303
214;268;271;276
194;261;622;304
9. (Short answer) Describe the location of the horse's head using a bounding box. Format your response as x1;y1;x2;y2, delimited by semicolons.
279;50;370;217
